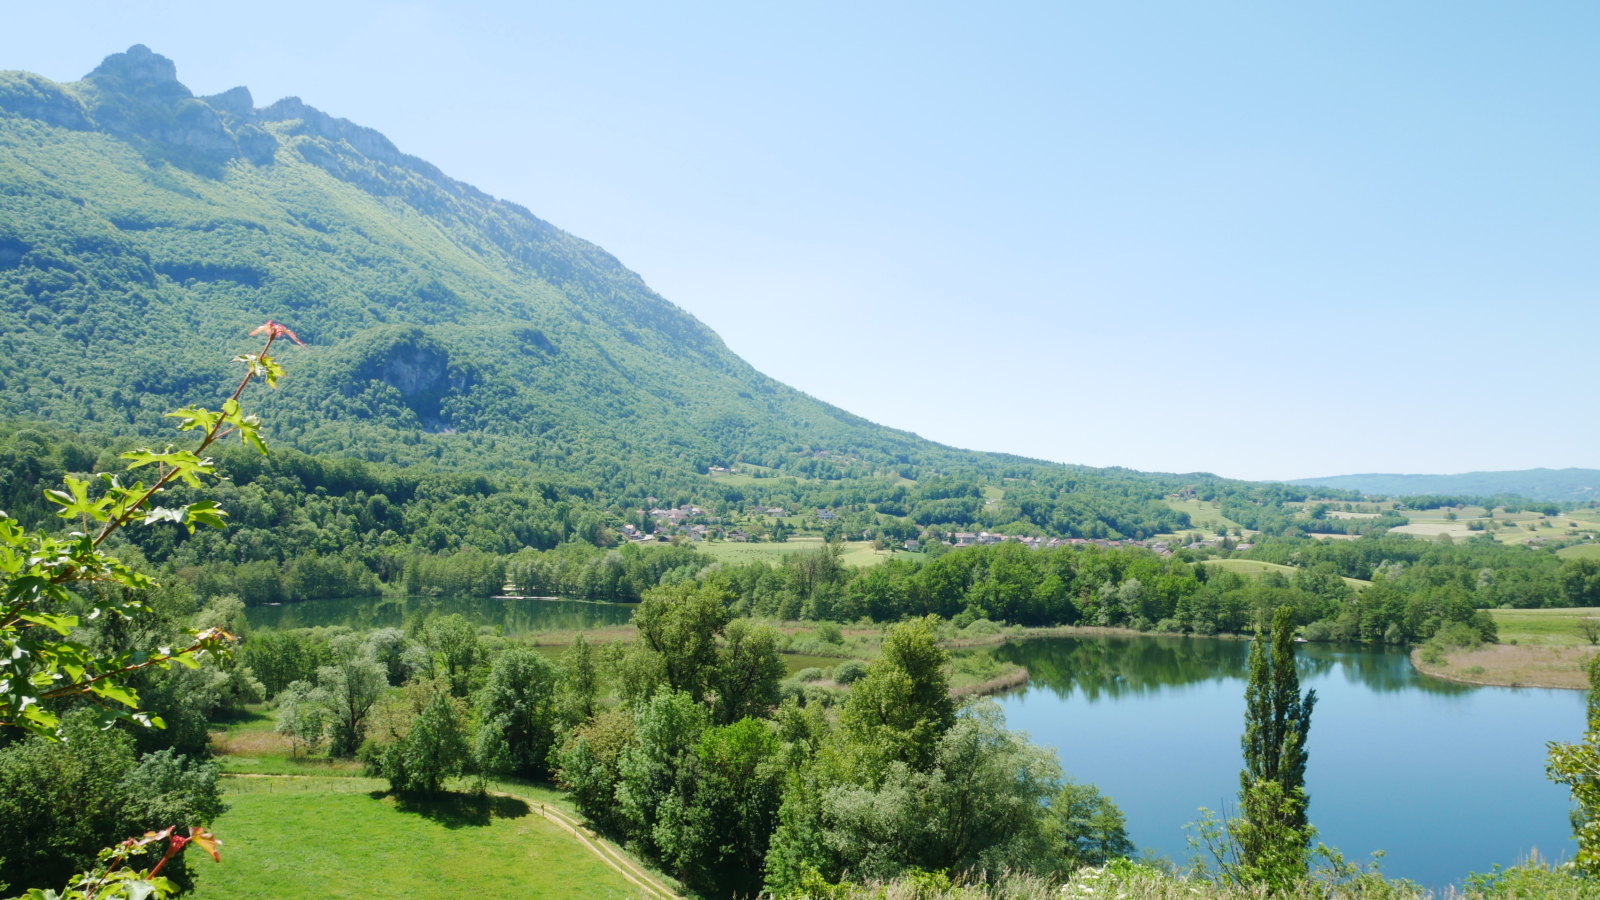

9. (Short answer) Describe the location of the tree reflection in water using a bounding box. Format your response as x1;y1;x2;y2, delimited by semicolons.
992;635;1474;702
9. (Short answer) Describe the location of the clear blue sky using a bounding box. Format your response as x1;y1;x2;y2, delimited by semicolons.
4;2;1596;481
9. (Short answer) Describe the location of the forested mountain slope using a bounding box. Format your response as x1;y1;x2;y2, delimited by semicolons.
0;46;1309;544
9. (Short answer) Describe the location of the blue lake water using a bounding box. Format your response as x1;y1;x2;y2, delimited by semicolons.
991;635;1584;889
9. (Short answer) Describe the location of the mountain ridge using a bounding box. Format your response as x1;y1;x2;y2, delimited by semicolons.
1284;468;1599;503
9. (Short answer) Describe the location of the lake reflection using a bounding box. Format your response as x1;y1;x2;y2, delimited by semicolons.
991;635;1582;888
242;595;636;635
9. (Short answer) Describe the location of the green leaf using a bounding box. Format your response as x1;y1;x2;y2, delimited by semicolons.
19;612;79;635
182;501;228;533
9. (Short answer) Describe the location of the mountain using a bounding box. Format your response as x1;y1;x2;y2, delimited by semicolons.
0;46;1306;541
1284;469;1600;504
0;45;930;478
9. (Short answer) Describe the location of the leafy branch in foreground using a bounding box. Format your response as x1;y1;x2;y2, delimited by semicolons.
14;825;221;900
0;320;301;738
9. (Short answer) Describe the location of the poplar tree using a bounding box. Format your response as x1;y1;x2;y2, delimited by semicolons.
1232;605;1317;886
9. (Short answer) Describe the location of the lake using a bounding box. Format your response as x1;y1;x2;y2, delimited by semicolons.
241;594;636;634
992;635;1584;888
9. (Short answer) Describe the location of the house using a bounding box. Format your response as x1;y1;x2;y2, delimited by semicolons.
765;507;786;517
954;532;977;543
904;540;920;551
815;509;836;521
728;530;750;542
1235;543;1254;551
709;466;730;475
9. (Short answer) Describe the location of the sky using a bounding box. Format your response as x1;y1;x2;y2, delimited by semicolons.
2;2;1596;481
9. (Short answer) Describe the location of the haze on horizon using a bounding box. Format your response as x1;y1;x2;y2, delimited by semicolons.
3;2;1595;483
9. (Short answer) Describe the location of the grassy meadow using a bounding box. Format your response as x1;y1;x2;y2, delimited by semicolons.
1203;557;1370;590
191;780;644;900
1412;608;1600;689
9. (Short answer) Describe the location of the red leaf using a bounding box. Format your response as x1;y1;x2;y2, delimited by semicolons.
248;320;306;347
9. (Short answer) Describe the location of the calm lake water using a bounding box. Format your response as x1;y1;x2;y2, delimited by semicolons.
241;594;636;634
992;636;1584;888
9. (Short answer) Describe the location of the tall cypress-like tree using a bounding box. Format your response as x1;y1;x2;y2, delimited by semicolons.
1234;605;1317;885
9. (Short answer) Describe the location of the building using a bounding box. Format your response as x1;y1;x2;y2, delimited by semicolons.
904;540;920;551
815;508;836;521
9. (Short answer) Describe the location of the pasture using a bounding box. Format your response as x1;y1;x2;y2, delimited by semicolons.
1204;557;1371;590
1487;607;1600;647
190;781;642;900
1163;499;1245;535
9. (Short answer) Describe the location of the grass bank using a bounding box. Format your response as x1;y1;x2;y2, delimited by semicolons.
1408;608;1600;690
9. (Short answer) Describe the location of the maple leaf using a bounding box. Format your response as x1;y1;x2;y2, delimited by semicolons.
248;319;306;346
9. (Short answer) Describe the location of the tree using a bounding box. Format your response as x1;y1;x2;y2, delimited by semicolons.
1051;780;1135;870
617;690;711;860
632;581;733;703
1548;652;1600;875
274;680;330;758
424;614;481;697
557;633;601;727
714;618;785;725
474;646;559;778
670;718;785;897
838;615;956;770
555;707;636;835
319;654;388;758
1564;558;1600;608
1231;606;1317;886
382;689;471;794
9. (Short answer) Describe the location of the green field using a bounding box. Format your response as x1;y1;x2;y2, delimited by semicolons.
1487;607;1600;646
1163;499;1245;535
1204;558;1370;590
694;537;922;568
1560;543;1600;560
191;780;640;900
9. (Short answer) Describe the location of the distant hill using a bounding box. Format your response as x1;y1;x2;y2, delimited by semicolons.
1285;469;1600;503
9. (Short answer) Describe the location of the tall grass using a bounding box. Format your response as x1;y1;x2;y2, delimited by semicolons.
783;858;1597;900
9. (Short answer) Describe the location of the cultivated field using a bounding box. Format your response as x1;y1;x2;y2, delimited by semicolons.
694;536;920;568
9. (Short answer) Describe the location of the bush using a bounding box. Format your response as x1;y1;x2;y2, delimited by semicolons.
1301;621;1335;642
833;659;868;684
794;667;827;683
0;711;225;893
814;621;844;644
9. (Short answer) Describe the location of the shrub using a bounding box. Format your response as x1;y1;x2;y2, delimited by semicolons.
833;659;868;684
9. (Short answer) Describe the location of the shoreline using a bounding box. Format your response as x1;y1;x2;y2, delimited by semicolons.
1408;644;1593;691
